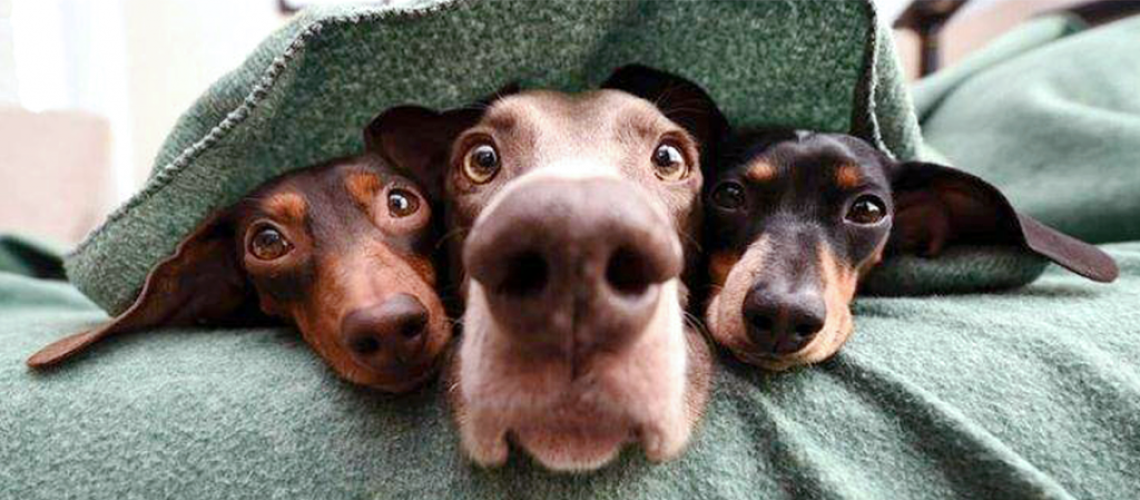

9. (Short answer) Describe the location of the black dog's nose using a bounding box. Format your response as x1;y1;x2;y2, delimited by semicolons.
341;293;429;368
742;282;826;355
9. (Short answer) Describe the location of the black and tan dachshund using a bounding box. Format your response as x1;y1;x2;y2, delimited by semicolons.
703;129;1118;370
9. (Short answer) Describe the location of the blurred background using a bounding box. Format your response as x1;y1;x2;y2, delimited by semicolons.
0;0;1097;245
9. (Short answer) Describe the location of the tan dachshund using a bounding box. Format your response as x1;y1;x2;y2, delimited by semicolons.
370;66;722;471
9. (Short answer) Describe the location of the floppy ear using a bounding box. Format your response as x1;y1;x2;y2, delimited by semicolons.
364;106;483;200
889;161;1118;283
364;85;517;199
601;64;728;150
27;216;251;368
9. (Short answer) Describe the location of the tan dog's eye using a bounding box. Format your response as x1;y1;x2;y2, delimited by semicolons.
249;225;292;261
652;142;688;181
846;195;887;225
462;142;500;184
387;188;420;218
712;182;746;210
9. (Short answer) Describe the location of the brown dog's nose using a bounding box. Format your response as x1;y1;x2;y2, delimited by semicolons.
464;177;683;357
742;281;826;355
340;293;429;369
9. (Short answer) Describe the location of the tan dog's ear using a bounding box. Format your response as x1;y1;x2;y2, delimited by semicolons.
601;64;727;151
27;216;250;368
889;161;1118;283
365;102;491;199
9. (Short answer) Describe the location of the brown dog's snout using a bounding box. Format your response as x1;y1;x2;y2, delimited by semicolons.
464;177;682;355
742;280;826;355
340;293;430;368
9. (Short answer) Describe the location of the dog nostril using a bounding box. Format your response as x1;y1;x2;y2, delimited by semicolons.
498;251;549;296
400;315;428;339
749;313;774;333
606;246;653;296
349;336;380;356
794;321;822;338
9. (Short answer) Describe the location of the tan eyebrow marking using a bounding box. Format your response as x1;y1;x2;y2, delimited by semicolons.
836;164;862;189
708;250;742;288
345;171;383;212
265;192;307;225
745;160;777;182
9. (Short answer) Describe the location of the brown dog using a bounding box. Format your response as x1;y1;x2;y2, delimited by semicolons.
704;130;1119;370
27;117;451;393
371;66;721;470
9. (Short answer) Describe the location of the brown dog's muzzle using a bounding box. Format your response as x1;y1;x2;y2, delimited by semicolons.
463;177;683;360
340;293;431;374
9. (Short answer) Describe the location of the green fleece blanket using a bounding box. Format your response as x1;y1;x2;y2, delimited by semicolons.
3;244;1139;499
67;0;923;316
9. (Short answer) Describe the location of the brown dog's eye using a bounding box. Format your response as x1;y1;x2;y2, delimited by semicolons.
712;182;746;210
249;225;292;261
846;195;887;225
462;142;500;184
387;188;420;218
652;142;688;181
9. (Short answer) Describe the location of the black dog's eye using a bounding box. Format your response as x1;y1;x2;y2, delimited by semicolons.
712;182;746;210
387;188;420;218
462;142;500;184
652;142;688;181
249;225;292;261
846;195;887;225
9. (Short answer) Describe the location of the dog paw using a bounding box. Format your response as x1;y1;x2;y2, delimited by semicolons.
462;427;509;467
641;423;689;462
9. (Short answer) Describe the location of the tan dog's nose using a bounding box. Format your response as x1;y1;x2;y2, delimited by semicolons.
464;177;682;358
340;293;429;369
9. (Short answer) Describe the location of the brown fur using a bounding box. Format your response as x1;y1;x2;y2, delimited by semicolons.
835;164;862;189
28;154;450;394
373;71;722;470
745;160;777;182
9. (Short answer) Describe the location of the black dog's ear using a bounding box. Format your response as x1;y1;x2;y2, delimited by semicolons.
364;105;482;199
889;161;1118;282
27;215;251;368
602;64;728;150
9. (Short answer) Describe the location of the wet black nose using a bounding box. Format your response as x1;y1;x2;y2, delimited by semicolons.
742;282;826;355
340;293;429;368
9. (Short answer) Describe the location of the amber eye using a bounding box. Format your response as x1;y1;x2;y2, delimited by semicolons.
846;195;887;225
652;142;688;181
462;142;500;184
712;182;746;210
249;225;292;261
387;188;420;218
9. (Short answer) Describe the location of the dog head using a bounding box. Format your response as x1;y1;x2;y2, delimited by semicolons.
28;117;451;393
372;65;724;470
704;130;1118;370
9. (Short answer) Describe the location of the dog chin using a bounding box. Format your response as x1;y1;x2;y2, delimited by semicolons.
455;279;692;470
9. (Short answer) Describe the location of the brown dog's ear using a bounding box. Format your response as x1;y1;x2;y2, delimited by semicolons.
27;216;250;368
364;105;483;199
601;64;728;149
889;161;1118;282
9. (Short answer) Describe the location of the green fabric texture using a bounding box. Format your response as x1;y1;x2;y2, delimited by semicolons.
65;0;926;316
3;243;1139;499
914;14;1140;245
